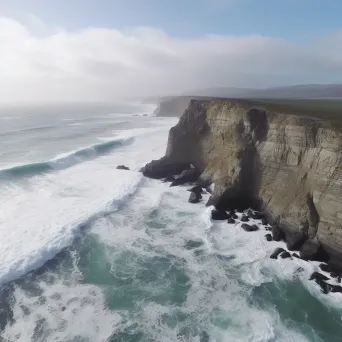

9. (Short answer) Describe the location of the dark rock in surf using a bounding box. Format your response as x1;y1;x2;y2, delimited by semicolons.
170;168;200;187
236;208;244;213
309;272;329;282
241;223;258;232
142;158;189;179
300;240;329;262
280;251;291;259
227;218;236;224
265;234;272;241
189;191;202;204
163;175;176;182
247;210;264;220
292;253;300;258
313;277;342;294
319;263;342;275
272;225;284;242
227;210;238;219
265;226;272;231
211;209;229;220
319;263;333;273
317;279;330;294
116;165;130;170
187;185;203;194
270;247;286;259
240;215;249;222
328;284;342;293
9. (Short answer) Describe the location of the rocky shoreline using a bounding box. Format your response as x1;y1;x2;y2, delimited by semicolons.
140;163;342;295
137;98;342;294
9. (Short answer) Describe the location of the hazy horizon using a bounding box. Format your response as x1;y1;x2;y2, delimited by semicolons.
0;1;341;104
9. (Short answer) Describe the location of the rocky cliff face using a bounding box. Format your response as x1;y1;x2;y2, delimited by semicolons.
144;99;342;265
154;97;193;117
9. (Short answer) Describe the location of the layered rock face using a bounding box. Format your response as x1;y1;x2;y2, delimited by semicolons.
144;99;342;265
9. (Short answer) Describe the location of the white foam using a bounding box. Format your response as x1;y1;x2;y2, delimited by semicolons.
0;165;143;286
0;118;175;285
2;276;122;341
2;114;337;341
90;184;314;342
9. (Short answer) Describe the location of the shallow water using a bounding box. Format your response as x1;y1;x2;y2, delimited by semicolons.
0;105;342;341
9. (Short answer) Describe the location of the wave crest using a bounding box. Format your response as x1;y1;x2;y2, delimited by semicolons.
0;137;133;179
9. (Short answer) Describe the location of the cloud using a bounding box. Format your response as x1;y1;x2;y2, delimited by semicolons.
0;17;341;103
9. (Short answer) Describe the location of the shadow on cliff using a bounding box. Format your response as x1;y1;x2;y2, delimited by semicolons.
215;108;269;211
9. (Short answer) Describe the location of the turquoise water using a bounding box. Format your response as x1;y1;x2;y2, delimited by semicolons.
0;105;342;341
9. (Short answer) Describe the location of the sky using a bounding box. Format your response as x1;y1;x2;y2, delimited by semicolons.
0;0;341;103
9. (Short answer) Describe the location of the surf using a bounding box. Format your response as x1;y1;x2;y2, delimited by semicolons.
0;136;133;179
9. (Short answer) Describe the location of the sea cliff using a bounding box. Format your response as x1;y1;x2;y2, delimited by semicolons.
143;99;342;266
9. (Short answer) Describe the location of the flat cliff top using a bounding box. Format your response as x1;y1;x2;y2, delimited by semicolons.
191;98;342;128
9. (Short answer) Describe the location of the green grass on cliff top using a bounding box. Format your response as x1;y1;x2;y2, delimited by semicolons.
241;98;342;122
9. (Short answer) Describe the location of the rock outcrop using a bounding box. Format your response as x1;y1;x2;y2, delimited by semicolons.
154;97;193;117
143;99;342;266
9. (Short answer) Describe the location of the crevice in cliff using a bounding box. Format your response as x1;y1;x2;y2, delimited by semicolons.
307;193;320;239
212;109;268;212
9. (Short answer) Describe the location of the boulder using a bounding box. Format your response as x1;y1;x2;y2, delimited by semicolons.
116;165;130;170
247;210;264;220
189;191;202;204
227;210;238;219
170;168;200;187
319;263;333;273
265;234;272;241
240;215;249;222
187;185;203;194
316;279;331;294
272;225;284;242
265;226;272;231
292;253;300;259
211;210;229;220
270;247;286;259
313;278;342;294
319;263;342;274
241;223;258;232
280;251;292;259
227;218;236;224
300;240;329;262
328;284;342;293
309;272;329;282
142;158;190;179
163;175;176;182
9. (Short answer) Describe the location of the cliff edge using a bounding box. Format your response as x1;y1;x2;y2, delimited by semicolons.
154;97;193;117
143;99;342;266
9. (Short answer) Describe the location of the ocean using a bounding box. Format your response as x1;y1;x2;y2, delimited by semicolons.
0;103;341;342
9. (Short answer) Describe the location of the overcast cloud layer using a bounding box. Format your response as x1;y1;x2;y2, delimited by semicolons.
0;17;342;103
